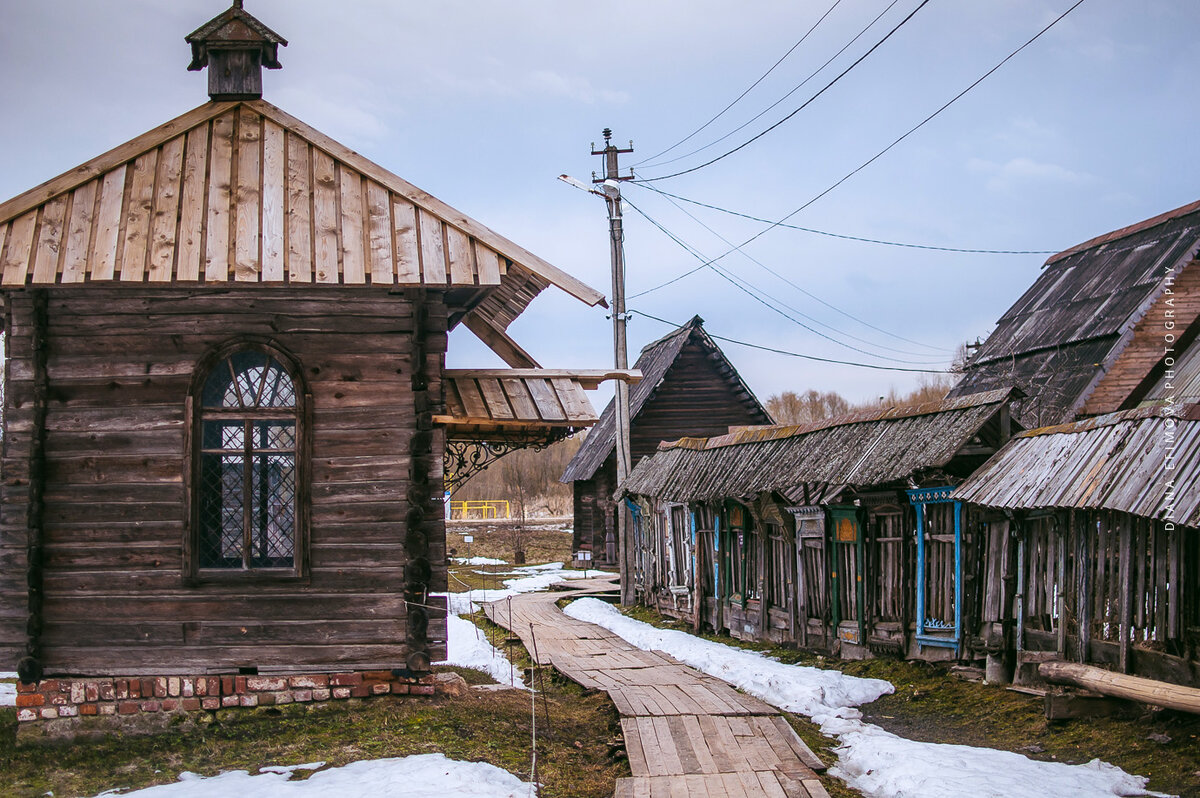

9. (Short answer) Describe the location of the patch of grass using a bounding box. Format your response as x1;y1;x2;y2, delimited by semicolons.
446;522;579;565
0;623;628;798
618;606;1200;798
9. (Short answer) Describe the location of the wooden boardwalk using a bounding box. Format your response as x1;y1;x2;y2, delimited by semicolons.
484;577;830;798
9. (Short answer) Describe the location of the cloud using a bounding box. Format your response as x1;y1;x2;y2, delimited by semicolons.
425;66;628;105
967;156;1094;193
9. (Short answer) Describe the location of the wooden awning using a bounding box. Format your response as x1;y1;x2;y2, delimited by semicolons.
437;369;640;442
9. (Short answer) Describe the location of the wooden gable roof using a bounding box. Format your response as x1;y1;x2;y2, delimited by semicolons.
0;100;603;321
949;199;1200;427
560;316;772;483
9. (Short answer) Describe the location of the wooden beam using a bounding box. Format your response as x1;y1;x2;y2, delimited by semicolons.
1039;660;1200;715
445;367;643;390
461;312;540;369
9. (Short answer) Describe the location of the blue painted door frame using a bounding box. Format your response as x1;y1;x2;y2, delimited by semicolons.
907;486;963;655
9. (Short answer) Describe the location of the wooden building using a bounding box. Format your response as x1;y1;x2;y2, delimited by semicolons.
0;2;618;698
560;316;771;565
955;407;1200;688
949;199;1200;428
618;390;1018;662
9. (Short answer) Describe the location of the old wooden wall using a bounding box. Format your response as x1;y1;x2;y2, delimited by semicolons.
1;286;446;675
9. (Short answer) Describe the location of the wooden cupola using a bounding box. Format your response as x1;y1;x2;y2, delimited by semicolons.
186;0;287;101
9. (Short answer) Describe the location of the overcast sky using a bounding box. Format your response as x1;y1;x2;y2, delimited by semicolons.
1;1;1196;405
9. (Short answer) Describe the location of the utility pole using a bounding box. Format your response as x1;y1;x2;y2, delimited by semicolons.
592;129;635;604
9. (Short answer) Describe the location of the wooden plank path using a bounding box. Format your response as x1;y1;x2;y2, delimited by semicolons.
484;576;830;798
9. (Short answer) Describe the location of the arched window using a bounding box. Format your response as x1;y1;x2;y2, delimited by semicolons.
191;346;306;574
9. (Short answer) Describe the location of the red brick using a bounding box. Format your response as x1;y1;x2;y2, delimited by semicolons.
256;693;276;706
98;682;115;701
235;676;248;694
410;685;435;696
329;673;362;687
48;693;70;706
246;676;287;692
331;687;351;700
40;707;59;719
115;679;129;700
39;679;60;693
312;688;331;701
182;698;202;711
292;689;313;703
271;691;294;705
128;680;140;699
168;677;181;697
221;676;235;695
70;682;86;703
389;682;410;696
201;697;220;710
239;695;259;707
288;675;328;689
118;702;139;715
419;674;435;685
141;679;156;698
58;705;79;718
97;703;117;716
85;683;99;702
16;694;44;708
181;678;195;697
79;704;99;716
349;685;370;699
207;677;221;696
361;670;393;683
140;700;161;713
161;699;178;712
16;708;38;722
16;682;36;693
221;696;239;708
371;683;390;695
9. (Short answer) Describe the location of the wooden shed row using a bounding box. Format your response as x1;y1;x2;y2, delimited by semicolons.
617;389;1018;663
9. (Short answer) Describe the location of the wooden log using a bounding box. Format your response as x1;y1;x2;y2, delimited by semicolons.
1039;660;1200;715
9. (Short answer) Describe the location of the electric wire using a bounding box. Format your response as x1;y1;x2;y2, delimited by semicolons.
635;0;931;182
631;0;1088;303
623;194;951;366
630;308;952;374
638;0;902;172
638;183;1059;255
643;184;950;356
633;0;845;169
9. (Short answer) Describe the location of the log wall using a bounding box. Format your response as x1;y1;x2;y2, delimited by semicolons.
0;286;447;675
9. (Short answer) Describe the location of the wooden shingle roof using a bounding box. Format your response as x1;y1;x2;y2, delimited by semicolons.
0;100;603;317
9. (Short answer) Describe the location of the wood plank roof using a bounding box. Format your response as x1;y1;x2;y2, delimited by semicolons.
954;406;1200;527
436;369;640;441
0;100;604;317
560;316;771;483
621;388;1017;504
949;199;1200;427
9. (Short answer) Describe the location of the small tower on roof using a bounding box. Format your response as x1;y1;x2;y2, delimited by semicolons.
186;0;287;101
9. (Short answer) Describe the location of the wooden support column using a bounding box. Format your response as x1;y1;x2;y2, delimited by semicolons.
1117;514;1133;674
403;288;435;674
1076;510;1092;664
19;290;49;683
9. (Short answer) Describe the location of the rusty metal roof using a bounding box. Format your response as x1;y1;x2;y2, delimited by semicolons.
953;406;1200;527
949;200;1200;427
622;388;1015;503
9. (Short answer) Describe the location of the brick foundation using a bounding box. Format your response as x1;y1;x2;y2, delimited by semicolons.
14;670;444;727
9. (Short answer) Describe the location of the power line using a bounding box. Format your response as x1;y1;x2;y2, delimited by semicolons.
634;0;846;169
632;0;1089;298
635;0;931;183
637;183;1059;255
638;0;902;172
641;184;952;355
623;195;950;365
631;309;952;374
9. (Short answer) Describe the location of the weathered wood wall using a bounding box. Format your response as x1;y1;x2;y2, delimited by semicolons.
0;286;446;675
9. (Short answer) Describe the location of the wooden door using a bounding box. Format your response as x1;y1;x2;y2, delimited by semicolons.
829;506;864;647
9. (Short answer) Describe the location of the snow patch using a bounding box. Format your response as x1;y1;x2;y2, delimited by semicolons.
564;598;1167;798
0;681;14;708
452;556;508;565
89;754;534;797
440;614;527;689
